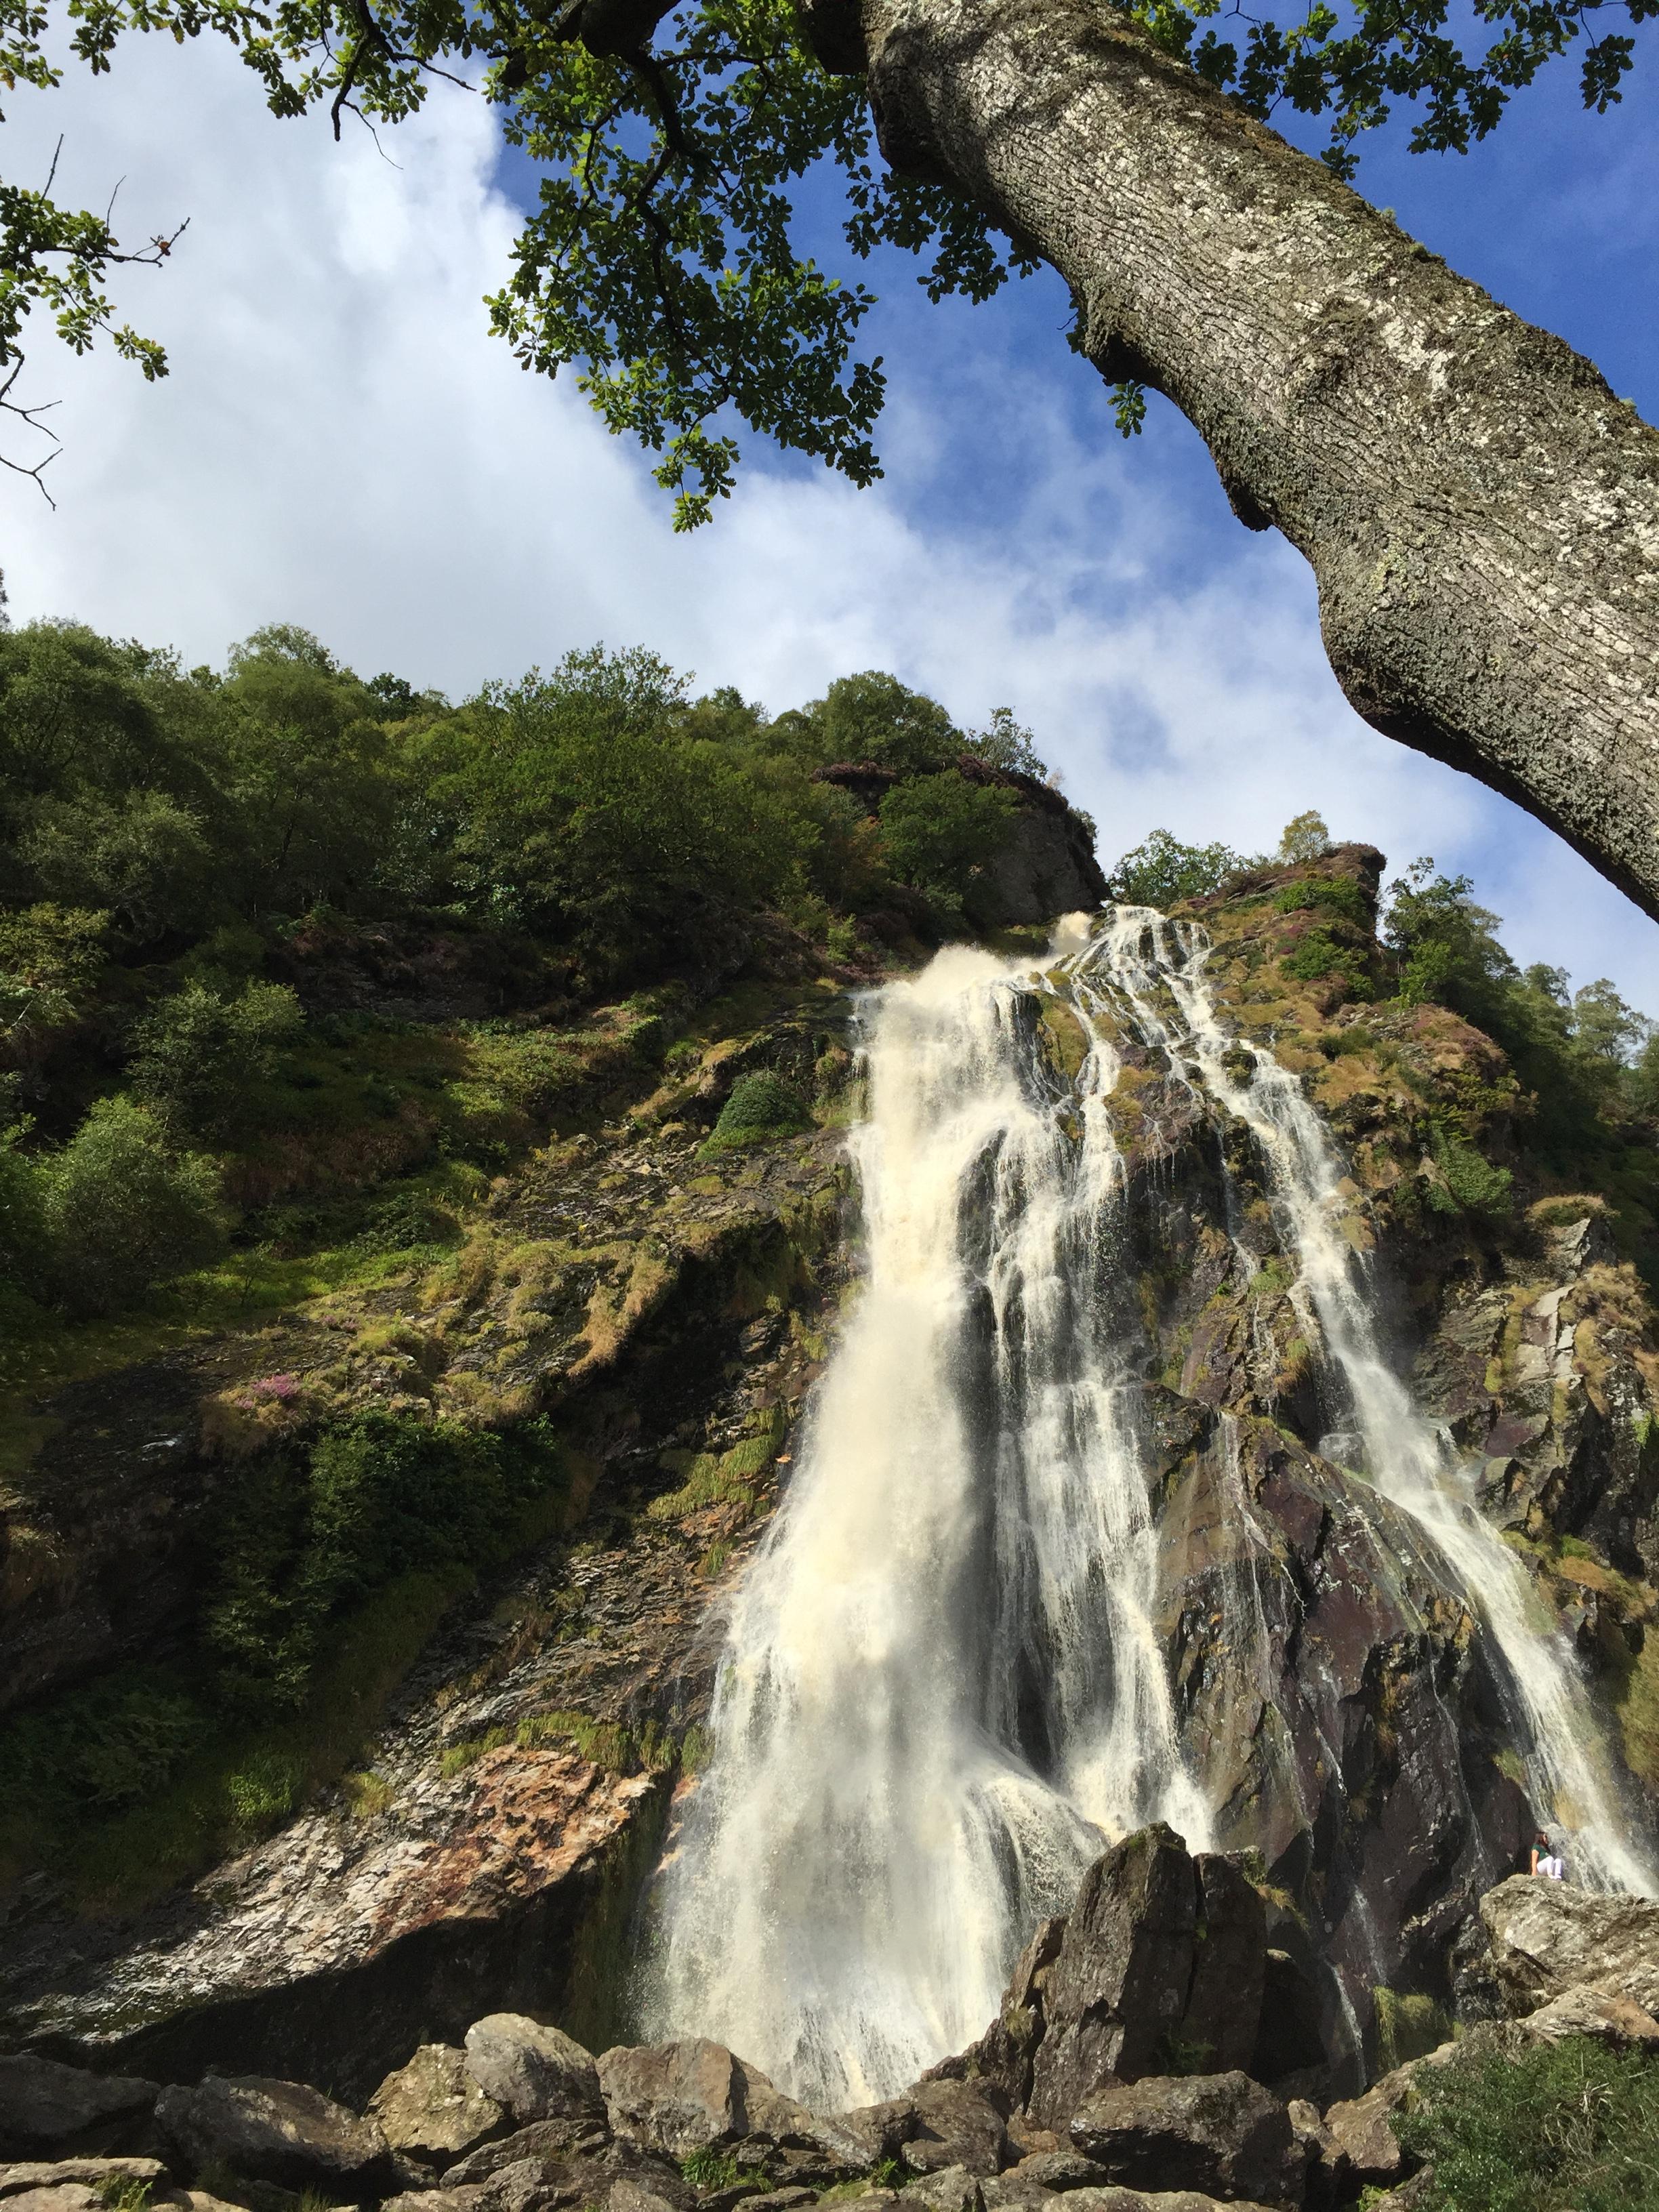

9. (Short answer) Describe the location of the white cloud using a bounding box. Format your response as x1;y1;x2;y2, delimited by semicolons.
5;32;1658;1009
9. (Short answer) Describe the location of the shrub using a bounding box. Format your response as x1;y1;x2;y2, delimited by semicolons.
41;1097;228;1315
703;1072;811;1153
1283;926;1372;996
129;980;304;1139
1273;874;1370;926
5;1671;209;1814
1427;1122;1514;1218
1397;2033;1659;2212
0;1122;48;1298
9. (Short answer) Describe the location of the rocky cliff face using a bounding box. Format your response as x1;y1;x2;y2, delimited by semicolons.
5;849;1659;2110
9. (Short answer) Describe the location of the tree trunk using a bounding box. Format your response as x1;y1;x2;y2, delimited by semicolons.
838;0;1659;918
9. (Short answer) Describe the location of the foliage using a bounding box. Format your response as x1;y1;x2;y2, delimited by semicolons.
40;1096;227;1315
1107;827;1248;910
878;772;1020;902
1427;1122;1514;1218
0;618;1061;1317
2;0;1648;513
129;980;306;1139
1397;2034;1659;2212
703;1070;812;1153
1277;811;1332;863
204;1409;566;1719
6;1669;209;1814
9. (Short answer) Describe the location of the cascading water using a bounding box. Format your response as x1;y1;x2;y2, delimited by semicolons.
643;932;1210;2112
1086;907;1657;1900
647;907;1654;2114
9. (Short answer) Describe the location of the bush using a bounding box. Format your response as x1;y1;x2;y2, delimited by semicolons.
1397;2033;1659;2212
1428;1122;1514;1218
6;1672;209;1814
129;981;304;1139
1283;925;1372;996
703;1072;811;1153
1274;874;1370;926
0;1122;48;1298
41;1096;228;1315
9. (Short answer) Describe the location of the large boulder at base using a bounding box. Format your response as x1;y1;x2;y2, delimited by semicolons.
597;2041;853;2175
0;2188;106;2212
1057;2190;1281;2212
598;2041;738;2158
1069;2074;1304;2207
371;2045;510;2164
1480;1877;1659;2018
1029;1828;1275;2131
465;2018;605;2127
153;2075;390;2194
0;2057;159;2158
862;2083;1008;2177
1179;1863;1266;2079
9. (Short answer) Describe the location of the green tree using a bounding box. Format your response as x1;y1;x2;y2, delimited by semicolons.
877;771;1018;902
7;0;1659;920
41;1095;227;1315
1277;811;1332;863
1107;828;1245;910
778;672;963;776
965;708;1050;782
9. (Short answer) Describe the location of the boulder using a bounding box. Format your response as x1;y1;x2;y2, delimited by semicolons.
478;2156;573;2212
0;2058;159;2158
1481;1877;1659;2018
466;2019;605;2127
1069;2074;1304;2206
598;2041;740;2159
1179;1862;1266;2077
0;2165;168;2198
0;2188;105;2212
384;2194;487;2212
1058;2193;1279;2212
610;2184;681;2212
1246;1959;1326;2093
153;2075;390;2194
1317;2083;1407;2192
371;2045;510;2163
446;2122;613;2186
899;2167;985;2212
893;2084;1009;2177
1027;1828;1200;2128
1521;1984;1659;2047
1000;2152;1111;2193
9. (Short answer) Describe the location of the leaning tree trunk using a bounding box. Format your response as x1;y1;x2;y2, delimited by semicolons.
810;0;1659;918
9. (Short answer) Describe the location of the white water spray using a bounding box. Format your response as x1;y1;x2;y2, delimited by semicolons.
1085;908;1656;1900
644;934;1210;2110
648;909;1653;2113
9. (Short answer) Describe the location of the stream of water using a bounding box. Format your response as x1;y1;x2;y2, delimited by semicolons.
644;909;1654;2109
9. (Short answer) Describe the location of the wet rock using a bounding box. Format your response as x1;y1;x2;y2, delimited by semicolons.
1247;1958;1327;2094
478;2156;575;2212
371;2044;510;2163
1318;2082;1406;2192
1068;2073;1304;2207
0;2057;159;2157
1027;1828;1200;2127
384;2192;487;2212
598;2040;739;2157
1481;1876;1659;2017
1521;1984;1659;2046
1060;2190;1279;2212
153;2075;390;2194
466;2018;604;2127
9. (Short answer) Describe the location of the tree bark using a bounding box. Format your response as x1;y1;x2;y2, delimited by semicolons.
837;0;1659;918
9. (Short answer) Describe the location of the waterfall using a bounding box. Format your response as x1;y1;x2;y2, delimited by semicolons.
647;908;1653;2113
642;932;1210;2112
1085;907;1656;1900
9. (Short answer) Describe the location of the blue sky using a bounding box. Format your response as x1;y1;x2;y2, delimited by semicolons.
5;18;1659;1006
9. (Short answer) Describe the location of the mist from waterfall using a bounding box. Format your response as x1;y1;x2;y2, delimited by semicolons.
645;908;1654;2114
